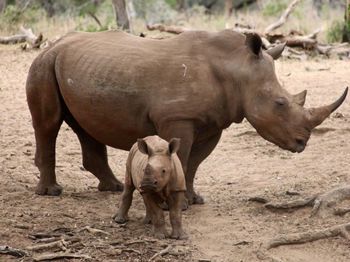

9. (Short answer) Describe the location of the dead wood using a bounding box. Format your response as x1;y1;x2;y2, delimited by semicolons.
87;11;102;28
32;252;91;261
266;222;350;249
0;245;28;257
79;226;110;235
311;185;350;217
122;248;141;255
264;195;317;210
264;0;301;35
256;185;350;217
0;27;43;48
26;236;80;251
317;43;350;57
26;239;68;251
146;23;191;34
334;207;350;216
0;34;28;45
149;245;173;261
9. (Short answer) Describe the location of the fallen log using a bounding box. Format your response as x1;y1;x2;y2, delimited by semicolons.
0;27;43;48
146;23;192;34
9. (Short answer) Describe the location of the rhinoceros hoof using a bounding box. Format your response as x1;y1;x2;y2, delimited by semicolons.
153;230;169;240
143;215;152;224
98;181;124;192
35;183;63;196
187;193;205;205
170;230;188;240
113;215;128;224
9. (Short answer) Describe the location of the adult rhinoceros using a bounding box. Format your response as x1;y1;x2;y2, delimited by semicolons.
26;30;347;205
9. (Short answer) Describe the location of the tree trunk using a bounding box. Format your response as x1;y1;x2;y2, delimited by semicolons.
225;0;233;19
343;0;350;42
112;0;130;32
0;0;6;13
176;0;186;11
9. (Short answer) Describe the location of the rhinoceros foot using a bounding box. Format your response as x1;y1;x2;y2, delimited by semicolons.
153;229;169;240
98;180;124;192
170;229;188;240
113;214;128;224
35;182;63;196
186;191;205;205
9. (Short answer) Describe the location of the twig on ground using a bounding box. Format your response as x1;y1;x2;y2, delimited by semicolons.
311;185;350;217
26;239;68;252
79;226;110;235
32;252;91;261
149;245;173;261
266;222;350;249
333;207;350;216
122;248;142;255
264;195;317;210
254;185;350;217
0;245;28;258
125;239;157;246
26;236;80;252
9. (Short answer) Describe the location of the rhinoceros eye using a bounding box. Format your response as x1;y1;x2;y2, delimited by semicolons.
275;97;288;107
162;169;166;175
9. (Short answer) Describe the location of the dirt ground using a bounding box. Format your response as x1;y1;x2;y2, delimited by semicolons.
1;45;349;262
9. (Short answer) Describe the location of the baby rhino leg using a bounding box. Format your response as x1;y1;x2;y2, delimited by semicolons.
114;182;135;224
142;193;168;239
168;191;187;239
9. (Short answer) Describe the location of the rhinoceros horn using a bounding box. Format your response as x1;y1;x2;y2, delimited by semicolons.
307;87;348;128
266;43;286;60
293;90;307;106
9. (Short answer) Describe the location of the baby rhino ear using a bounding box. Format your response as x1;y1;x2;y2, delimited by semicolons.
137;138;149;155
168;138;181;155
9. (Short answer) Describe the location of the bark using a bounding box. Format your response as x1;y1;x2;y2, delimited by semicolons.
112;0;130;32
225;0;233;19
343;0;350;42
0;0;6;13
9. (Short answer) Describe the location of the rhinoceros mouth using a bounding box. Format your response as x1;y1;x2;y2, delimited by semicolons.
294;138;306;153
139;184;157;193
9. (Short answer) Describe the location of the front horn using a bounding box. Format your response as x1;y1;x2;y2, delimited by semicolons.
307;87;348;128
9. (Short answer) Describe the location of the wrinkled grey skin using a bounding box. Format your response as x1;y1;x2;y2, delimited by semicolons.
26;29;348;207
114;136;187;239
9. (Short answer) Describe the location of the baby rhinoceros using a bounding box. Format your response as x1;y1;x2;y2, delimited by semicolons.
114;135;187;239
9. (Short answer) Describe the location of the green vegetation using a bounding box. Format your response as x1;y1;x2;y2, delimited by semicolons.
327;20;344;43
262;0;287;17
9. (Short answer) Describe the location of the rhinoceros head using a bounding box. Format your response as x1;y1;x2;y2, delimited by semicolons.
138;137;180;192
238;33;348;153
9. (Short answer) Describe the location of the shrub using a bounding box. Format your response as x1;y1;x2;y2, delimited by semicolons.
327;20;344;43
262;0;288;17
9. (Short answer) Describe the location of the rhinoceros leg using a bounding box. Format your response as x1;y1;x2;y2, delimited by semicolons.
186;132;222;205
157;121;194;208
26;68;64;196
64;115;124;192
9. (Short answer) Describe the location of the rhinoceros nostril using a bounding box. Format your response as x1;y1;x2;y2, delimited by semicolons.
154;180;158;185
295;139;305;146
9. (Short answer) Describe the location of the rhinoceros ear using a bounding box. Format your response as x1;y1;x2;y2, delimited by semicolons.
245;33;262;57
168;138;181;155
137;138;149;155
293;90;307;106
